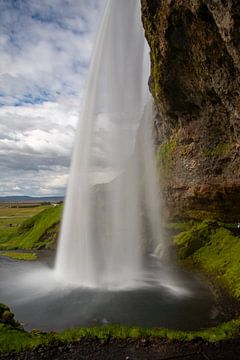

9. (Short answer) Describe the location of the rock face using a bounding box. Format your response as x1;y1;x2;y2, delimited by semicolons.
141;0;240;221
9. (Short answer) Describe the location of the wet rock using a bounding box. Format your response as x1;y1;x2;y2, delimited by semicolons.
141;0;240;222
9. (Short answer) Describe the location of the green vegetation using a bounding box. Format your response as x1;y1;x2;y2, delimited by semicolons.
185;210;220;221
1;252;37;261
204;143;233;157
0;204;50;242
174;221;240;299
0;205;62;250
165;221;190;232
57;320;240;343
1;319;240;353
156;132;178;181
0;324;52;353
0;303;21;331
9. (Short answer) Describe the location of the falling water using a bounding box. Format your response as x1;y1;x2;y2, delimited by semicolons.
55;0;165;288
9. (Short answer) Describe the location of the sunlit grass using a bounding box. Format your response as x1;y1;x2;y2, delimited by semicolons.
0;205;51;244
0;205;62;250
174;221;240;299
1;319;240;353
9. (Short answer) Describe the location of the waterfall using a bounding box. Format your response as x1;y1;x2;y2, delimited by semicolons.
55;0;165;288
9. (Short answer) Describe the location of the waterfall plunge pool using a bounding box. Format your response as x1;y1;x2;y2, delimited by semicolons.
0;253;222;332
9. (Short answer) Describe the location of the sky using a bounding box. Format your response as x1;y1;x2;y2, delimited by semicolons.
0;0;105;196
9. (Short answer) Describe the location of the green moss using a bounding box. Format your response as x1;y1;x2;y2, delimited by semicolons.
185;210;219;221
156;132;178;181
0;304;9;313
204;143;233;156
150;41;162;100
1;252;37;261
2;311;14;323
0;205;62;250
174;222;240;299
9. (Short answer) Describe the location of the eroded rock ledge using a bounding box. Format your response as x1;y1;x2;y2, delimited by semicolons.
141;0;240;221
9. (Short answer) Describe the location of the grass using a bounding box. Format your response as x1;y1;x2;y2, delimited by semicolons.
174;221;240;299
0;204;51;243
57;320;240;342
0;204;49;218
0;324;52;353
1;252;37;261
1;319;240;353
0;204;62;250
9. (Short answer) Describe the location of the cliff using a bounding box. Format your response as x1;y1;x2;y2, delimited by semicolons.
141;0;240;221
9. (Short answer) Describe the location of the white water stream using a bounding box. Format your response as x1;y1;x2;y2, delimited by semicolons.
55;0;165;288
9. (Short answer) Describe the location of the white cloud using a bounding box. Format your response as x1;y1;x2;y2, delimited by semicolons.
0;0;106;195
0;101;79;195
0;102;78;153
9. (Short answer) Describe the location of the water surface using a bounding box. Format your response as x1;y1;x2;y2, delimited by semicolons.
0;254;219;332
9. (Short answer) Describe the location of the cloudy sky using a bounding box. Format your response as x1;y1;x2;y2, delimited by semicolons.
0;0;105;196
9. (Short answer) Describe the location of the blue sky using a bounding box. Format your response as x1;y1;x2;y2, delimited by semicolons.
0;0;105;196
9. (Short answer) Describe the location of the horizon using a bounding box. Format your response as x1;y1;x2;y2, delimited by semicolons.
0;194;64;198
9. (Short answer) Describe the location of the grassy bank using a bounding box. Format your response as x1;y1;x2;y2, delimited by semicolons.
0;204;51;242
173;221;240;300
0;205;62;250
1;319;240;353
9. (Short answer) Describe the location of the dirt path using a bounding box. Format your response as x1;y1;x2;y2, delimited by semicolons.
1;337;240;360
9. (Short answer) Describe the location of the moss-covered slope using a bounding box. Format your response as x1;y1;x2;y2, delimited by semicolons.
174;221;240;300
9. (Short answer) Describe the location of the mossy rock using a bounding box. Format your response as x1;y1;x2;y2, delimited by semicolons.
173;221;240;299
2;311;14;324
0;303;21;329
174;221;216;258
0;304;10;317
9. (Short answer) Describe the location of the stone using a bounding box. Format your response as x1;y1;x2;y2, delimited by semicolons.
141;0;240;221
